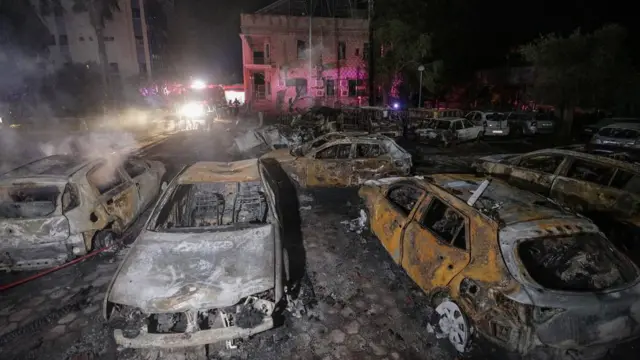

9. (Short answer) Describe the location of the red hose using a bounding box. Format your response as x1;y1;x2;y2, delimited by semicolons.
0;244;115;292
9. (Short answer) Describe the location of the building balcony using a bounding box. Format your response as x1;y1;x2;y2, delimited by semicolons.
245;57;275;69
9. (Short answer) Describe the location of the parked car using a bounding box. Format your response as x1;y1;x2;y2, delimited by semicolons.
588;122;640;156
415;117;484;146
581;117;640;141
506;112;556;136
473;148;640;263
262;134;412;187
0;155;166;271
358;173;640;358
465;111;510;137
104;159;288;349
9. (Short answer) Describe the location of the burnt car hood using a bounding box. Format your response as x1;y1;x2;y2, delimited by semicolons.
108;225;275;313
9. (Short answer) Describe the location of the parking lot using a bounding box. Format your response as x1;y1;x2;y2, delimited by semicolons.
1;129;639;360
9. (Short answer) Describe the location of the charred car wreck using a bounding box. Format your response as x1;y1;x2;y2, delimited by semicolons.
104;159;288;349
359;174;640;358
473;148;640;264
0;155;166;271
229;124;314;159
262;134;412;187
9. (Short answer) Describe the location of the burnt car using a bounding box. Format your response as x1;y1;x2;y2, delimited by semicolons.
0;155;166;271
358;173;640;357
104;159;288;349
581;117;640;141
229;124;314;158
473;149;640;261
262;134;412;187
414;118;484;147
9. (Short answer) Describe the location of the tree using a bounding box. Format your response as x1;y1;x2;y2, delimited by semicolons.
520;24;637;136
71;0;121;107
374;18;442;105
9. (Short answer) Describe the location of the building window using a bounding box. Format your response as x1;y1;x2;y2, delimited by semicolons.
253;51;265;65
355;48;360;56
363;42;369;60
59;35;68;46
264;43;270;59
104;36;115;41
338;41;346;60
132;8;141;18
53;0;63;17
135;35;144;46
348;79;366;97
326;79;335;97
109;62;119;73
297;40;306;59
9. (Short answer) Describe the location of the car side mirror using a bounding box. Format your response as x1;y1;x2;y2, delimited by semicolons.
161;182;168;191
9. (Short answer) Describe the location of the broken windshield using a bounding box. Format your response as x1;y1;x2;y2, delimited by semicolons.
153;182;269;231
0;185;60;219
517;234;637;292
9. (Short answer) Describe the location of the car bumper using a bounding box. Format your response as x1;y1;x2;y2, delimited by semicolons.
0;233;85;271
485;128;510;136
113;317;274;349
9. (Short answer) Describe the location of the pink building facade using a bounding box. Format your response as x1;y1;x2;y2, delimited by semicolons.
240;13;370;114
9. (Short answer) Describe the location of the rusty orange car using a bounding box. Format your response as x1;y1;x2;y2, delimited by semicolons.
261;133;412;187
358;173;640;358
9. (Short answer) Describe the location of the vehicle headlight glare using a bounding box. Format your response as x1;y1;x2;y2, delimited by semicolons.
180;102;205;117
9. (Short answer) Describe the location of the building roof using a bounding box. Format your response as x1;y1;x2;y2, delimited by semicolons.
1;155;90;179
177;160;261;184
428;174;578;225
256;0;368;18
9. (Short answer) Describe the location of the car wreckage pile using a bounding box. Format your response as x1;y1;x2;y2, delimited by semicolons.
3;106;640;360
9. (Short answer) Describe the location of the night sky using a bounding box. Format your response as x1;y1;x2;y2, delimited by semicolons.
175;0;640;84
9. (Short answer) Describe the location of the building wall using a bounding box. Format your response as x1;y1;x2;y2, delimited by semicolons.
30;0;153;79
240;14;369;113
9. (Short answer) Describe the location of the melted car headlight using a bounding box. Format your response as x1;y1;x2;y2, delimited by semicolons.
180;102;205;117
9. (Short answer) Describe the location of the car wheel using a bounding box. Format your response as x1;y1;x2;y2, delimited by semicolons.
434;300;471;353
92;231;116;251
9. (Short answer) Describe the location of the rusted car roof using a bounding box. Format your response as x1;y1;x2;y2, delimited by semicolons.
1;155;91;179
177;159;261;184
428;173;577;225
521;148;640;174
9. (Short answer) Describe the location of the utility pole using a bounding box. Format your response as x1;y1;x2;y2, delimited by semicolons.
367;0;374;106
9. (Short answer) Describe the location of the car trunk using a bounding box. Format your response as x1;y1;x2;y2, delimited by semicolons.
0;183;70;269
108;224;276;313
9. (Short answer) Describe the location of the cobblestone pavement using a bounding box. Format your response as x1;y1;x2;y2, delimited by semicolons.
1;130;639;360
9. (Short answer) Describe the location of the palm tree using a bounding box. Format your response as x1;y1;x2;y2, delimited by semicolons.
71;0;120;107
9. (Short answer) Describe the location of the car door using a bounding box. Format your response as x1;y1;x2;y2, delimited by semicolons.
401;193;471;292
508;153;566;195
351;142;390;184
123;158;158;211
306;143;353;187
87;162;140;228
370;183;426;263
452;120;465;141
551;158;621;213
464;119;481;138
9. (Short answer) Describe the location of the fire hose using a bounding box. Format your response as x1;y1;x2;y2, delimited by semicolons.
0;244;116;292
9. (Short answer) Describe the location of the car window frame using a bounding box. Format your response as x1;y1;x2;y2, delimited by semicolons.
313;142;353;160
562;158;618;187
354;141;385;159
124;159;149;179
418;194;470;251
86;162;130;196
385;183;426;217
453;120;463;131
515;154;566;175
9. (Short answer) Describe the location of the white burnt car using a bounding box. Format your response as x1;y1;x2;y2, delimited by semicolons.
0;155;165;271
415;117;484;146
104;159;288;349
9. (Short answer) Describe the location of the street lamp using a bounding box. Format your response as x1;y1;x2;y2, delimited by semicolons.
418;65;425;108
